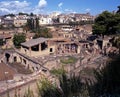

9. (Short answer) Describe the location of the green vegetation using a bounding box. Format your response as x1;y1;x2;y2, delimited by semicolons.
24;87;34;97
93;6;120;35
90;55;120;97
37;74;86;97
25;17;52;38
18;12;29;16
33;28;52;38
3;13;15;17
60;56;77;64
0;39;5;46
117;6;120;13
112;35;120;53
25;17;39;31
36;55;120;97
13;33;26;48
26;18;35;31
6;5;120;97
37;78;61;97
50;68;65;77
59;74;85;97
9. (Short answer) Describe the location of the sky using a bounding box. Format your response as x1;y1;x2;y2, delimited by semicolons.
0;0;120;15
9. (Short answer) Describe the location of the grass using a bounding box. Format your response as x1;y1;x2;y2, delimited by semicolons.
50;68;65;77
60;56;77;65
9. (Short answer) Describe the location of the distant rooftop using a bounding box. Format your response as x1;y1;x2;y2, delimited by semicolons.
21;37;48;47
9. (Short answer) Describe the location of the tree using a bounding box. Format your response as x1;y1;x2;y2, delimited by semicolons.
91;55;120;97
37;78;62;97
93;9;120;35
18;12;29;16
26;18;39;31
13;33;26;48
30;12;34;16
4;14;15;17
26;18;35;30
112;35;120;53
60;74;86;97
35;18;39;29
93;11;113;35
33;28;52;38
117;6;120;13
37;74;86;97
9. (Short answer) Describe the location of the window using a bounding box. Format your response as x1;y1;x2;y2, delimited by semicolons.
42;69;47;72
20;57;22;62
50;48;53;52
31;45;39;51
41;42;47;50
14;56;17;62
32;67;34;70
23;59;26;64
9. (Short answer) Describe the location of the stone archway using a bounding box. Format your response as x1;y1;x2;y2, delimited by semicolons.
5;53;10;62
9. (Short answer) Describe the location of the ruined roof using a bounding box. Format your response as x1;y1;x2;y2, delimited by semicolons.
21;37;48;47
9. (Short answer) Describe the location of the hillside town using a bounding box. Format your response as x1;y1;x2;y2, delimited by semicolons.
0;9;120;97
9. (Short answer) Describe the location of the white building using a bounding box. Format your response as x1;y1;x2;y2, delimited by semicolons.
39;16;52;25
14;19;27;27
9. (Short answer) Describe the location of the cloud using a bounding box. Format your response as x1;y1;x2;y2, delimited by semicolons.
58;2;63;9
0;0;48;15
38;0;47;8
64;9;76;13
0;0;31;15
85;8;91;12
33;0;47;14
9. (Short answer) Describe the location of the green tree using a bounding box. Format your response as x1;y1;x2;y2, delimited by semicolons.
93;10;120;35
37;74;86;97
91;55;120;97
26;18;35;30
13;33;26;48
117;6;120;13
26;18;39;31
112;35;120;53
18;12;29;16
4;13;15;17
93;11;113;35
30;12;34;16
60;74;84;97
33;28;52;38
35;18;39;29
37;78;62;97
